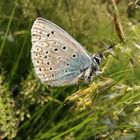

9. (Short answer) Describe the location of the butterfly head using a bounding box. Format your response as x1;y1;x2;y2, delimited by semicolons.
92;53;103;66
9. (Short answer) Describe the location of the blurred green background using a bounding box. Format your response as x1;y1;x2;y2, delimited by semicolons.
0;0;140;139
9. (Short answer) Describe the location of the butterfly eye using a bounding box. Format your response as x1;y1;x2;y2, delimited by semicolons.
94;57;100;64
51;31;54;34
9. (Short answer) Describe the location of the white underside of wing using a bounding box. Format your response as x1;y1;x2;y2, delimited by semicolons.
31;17;92;86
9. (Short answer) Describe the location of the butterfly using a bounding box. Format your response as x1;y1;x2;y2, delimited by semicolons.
31;17;103;87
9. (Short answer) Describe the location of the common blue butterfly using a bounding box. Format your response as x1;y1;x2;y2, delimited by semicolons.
31;17;102;87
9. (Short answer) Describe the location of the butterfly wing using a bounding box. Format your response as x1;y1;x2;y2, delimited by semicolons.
31;17;92;86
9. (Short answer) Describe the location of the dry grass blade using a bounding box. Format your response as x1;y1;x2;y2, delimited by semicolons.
66;79;115;110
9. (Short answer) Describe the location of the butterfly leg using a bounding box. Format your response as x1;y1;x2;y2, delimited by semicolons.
95;70;102;76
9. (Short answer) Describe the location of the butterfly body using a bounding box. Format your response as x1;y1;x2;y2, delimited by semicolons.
31;17;102;87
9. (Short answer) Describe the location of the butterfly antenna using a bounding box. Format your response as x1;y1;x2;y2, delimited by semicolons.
106;43;115;50
102;43;115;53
97;43;115;56
93;44;116;64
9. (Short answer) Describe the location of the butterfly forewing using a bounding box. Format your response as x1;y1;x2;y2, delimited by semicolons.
31;17;92;86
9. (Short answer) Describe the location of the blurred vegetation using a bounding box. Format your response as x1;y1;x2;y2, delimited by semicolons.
0;0;140;139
